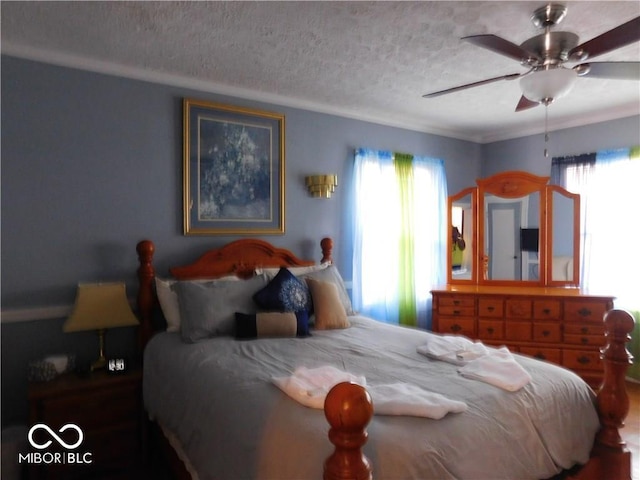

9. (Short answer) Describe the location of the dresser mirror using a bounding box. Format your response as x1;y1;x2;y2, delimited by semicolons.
447;171;580;287
448;187;477;283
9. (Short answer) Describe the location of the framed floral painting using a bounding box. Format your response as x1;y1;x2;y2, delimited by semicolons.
183;98;285;235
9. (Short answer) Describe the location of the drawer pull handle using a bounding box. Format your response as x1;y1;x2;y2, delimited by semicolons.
451;324;462;333
581;337;588;344
535;353;546;360
542;330;550;337
487;306;495;312
453;310;461;315
543;308;551;315
577;356;591;365
581;327;589;334
487;327;494;334
453;300;460;306
578;307;592;317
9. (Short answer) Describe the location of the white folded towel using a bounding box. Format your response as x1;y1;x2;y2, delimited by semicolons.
273;366;467;418
272;365;366;409
368;383;467;419
458;347;532;392
417;334;489;365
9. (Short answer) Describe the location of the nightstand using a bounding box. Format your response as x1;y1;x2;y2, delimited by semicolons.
27;368;143;480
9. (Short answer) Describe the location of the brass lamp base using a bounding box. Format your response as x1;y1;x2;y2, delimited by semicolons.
91;328;108;371
91;355;107;371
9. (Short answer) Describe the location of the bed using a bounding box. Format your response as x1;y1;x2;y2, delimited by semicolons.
135;237;634;480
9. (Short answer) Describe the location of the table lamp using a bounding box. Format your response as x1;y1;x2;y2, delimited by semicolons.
63;282;139;371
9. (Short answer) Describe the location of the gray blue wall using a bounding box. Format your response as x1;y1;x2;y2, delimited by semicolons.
2;55;638;426
1;55;481;425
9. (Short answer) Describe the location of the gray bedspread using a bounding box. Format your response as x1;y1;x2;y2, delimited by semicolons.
143;316;599;480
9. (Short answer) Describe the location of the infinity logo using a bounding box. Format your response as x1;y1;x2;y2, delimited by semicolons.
28;424;84;450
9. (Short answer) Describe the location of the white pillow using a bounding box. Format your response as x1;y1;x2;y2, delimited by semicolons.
155;275;241;332
254;262;331;277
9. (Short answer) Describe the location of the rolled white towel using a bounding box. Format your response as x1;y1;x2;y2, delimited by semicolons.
369;383;467;419
272;366;366;409
417;334;489;365
458;347;532;392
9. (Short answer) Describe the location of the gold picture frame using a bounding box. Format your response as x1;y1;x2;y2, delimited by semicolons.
183;98;285;235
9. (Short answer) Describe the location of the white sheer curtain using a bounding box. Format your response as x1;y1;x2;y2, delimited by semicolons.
352;148;447;329
558;148;640;309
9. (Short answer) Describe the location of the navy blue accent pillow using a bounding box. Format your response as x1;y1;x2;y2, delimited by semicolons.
235;312;258;339
253;268;312;313
293;310;311;337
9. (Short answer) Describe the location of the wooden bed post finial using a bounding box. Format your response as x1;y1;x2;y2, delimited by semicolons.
321;237;334;264
323;382;373;480
136;239;155;354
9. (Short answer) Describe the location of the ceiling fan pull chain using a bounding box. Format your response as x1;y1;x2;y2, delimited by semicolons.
544;105;549;158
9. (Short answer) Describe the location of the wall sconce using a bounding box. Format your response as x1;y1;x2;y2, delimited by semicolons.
305;175;338;198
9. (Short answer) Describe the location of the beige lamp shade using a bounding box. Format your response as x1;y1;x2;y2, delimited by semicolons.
63;283;139;332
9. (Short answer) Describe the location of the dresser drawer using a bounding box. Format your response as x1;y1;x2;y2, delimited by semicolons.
564;301;607;322
505;321;532;341
520;346;562;364
562;349;603;371
478;319;504;341
438;305;474;316
438;296;474;308
478;299;503;317
533;300;561;319
506;299;532;318
533;322;562;342
439;317;475;337
564;324;605;336
564;334;606;346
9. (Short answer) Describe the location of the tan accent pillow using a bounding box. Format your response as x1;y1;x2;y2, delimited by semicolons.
256;312;297;337
306;278;349;330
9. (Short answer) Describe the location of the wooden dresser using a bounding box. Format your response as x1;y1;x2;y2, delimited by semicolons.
431;285;614;387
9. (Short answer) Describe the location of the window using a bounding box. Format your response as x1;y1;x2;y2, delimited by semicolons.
352;148;447;328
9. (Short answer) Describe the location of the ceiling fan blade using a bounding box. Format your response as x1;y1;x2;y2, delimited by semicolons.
422;73;521;98
569;16;640;60
575;62;640;80
515;95;540;112
462;34;539;63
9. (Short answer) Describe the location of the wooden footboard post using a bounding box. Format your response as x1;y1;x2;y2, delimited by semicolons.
594;309;635;479
136;240;156;354
574;309;635;480
324;382;373;480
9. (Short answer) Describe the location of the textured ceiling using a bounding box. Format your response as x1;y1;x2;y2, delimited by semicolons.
1;1;639;142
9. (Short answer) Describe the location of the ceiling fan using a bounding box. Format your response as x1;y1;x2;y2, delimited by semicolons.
423;3;640;112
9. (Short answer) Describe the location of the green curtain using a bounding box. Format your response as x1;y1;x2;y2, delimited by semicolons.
393;153;417;326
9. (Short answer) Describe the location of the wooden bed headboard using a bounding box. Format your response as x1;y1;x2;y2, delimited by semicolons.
135;237;334;350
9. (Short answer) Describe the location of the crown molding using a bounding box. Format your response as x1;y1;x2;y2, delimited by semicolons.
2;42;637;145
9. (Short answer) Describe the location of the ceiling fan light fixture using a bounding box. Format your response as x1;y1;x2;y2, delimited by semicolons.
519;67;577;104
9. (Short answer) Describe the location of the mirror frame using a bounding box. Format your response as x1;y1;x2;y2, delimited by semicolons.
448;171;580;287
447;187;478;285
545;185;581;286
477;171;548;286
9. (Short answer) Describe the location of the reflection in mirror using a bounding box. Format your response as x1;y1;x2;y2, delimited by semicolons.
483;192;540;281
551;190;575;283
451;194;473;280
